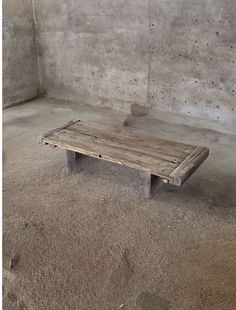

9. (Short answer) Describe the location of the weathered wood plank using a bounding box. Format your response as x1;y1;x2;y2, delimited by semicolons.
42;134;177;178
61;128;183;163
70;122;195;157
40;120;209;185
169;147;209;186
39;119;80;142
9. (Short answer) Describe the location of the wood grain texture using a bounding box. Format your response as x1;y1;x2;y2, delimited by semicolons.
40;120;209;185
169;147;210;186
39;119;80;142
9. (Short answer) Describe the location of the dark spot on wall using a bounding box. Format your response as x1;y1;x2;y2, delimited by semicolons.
130;103;149;116
216;32;219;36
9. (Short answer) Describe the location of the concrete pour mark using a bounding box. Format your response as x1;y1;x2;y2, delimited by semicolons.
136;291;170;310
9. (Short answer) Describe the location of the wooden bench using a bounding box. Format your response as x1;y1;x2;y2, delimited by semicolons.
40;119;209;198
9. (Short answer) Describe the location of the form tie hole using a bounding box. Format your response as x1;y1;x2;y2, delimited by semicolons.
99;155;102;158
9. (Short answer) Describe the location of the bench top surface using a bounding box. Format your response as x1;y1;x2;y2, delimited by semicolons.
40;120;209;186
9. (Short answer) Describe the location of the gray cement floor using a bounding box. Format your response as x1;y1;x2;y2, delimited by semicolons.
3;98;236;309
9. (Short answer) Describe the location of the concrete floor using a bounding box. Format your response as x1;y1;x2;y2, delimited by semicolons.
3;98;236;309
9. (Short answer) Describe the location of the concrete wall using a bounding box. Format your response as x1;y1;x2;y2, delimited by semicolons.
34;0;149;113
3;0;39;108
149;0;236;124
34;1;236;123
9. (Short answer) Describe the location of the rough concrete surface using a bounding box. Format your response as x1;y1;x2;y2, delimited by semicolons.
3;98;236;309
33;0;236;123
34;0;149;111
149;0;236;123
3;0;39;108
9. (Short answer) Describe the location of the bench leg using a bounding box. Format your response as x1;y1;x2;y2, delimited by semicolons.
139;173;164;198
139;172;152;198
67;150;79;172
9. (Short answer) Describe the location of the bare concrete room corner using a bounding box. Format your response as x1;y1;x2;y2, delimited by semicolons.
2;0;236;309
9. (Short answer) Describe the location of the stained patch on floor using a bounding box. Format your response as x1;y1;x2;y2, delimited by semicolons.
136;291;170;310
